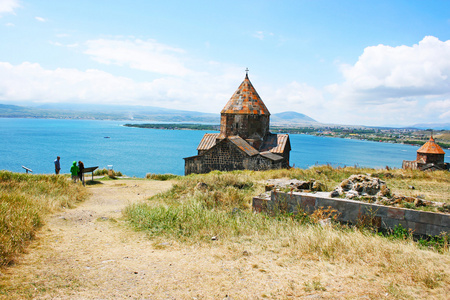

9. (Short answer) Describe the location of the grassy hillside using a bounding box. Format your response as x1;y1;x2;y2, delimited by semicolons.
0;172;88;266
126;167;450;297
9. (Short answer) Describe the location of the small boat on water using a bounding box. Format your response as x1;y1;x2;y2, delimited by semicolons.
104;136;110;138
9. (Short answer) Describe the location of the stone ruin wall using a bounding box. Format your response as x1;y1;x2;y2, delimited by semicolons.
402;160;418;170
253;191;450;237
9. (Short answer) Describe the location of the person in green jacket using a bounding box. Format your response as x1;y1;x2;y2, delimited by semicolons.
70;161;79;182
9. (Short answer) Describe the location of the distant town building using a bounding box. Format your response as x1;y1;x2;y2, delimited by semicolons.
402;135;448;171
184;72;291;175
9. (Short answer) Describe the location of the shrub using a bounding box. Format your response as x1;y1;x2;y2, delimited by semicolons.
146;173;179;181
93;168;123;177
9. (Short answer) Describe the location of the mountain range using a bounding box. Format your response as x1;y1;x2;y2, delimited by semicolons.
1;103;448;129
0;103;318;125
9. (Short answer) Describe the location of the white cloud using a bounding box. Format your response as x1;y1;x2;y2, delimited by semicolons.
35;16;46;22
424;99;450;120
262;81;325;118
253;31;274;40
0;61;243;112
333;36;450;103
321;36;450;125
6;33;447;126
50;41;78;48
84;38;191;76
0;0;20;15
49;41;63;47
5;22;13;26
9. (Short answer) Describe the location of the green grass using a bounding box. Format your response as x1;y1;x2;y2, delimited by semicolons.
0;171;88;266
125;166;450;247
93;168;123;177
146;173;179;181
125;167;450;291
125;166;449;242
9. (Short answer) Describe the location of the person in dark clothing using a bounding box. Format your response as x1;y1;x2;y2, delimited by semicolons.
54;156;61;174
78;161;84;183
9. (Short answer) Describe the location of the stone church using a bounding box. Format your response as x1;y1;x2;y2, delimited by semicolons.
184;72;291;175
402;135;448;171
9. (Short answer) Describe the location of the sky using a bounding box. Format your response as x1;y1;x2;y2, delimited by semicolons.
1;0;450;126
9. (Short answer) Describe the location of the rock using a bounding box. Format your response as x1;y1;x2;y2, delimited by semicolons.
414;198;424;207
409;185;415;190
403;196;416;203
196;182;208;190
318;218;331;227
330;190;340;198
346;191;359;199
312;181;325;191
211;236;218;240
334;174;390;199
265;184;275;191
296;181;312;190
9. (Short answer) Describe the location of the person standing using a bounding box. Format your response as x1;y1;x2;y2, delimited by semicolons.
70;161;79;182
54;156;61;174
78;161;84;183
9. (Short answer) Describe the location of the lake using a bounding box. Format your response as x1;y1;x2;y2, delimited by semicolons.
1;118;443;177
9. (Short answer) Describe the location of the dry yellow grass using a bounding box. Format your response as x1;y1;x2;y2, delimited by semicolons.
124;167;450;298
2;168;449;299
0;171;88;266
434;132;450;142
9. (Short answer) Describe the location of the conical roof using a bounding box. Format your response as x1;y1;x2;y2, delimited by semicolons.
417;136;446;154
221;73;270;115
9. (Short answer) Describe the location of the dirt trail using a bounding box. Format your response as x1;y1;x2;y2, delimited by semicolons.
3;180;430;299
2;180;305;299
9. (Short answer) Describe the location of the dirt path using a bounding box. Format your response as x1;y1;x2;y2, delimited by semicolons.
4;180;309;299
3;180;444;299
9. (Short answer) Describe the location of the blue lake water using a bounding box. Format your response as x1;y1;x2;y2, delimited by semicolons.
1;118;446;177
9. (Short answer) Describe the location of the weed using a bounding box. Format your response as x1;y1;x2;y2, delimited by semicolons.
304;279;326;292
310;206;340;223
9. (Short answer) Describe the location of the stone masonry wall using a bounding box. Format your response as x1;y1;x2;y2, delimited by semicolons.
220;114;269;140
417;153;444;165
402;160;418;170
185;140;284;175
252;191;450;237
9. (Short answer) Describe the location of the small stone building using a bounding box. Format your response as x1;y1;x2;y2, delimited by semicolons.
184;73;291;175
402;135;448;171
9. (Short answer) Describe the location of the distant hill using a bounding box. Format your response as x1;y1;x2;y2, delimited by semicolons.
411;123;450;130
271;111;318;125
0;103;219;123
0;104;319;126
0;104;44;118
